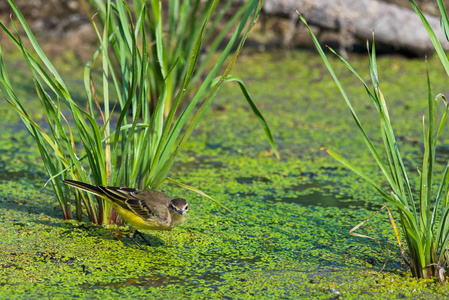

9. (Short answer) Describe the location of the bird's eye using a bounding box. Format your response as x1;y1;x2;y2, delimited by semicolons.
185;205;189;211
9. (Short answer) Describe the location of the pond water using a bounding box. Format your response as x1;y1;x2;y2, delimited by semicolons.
0;47;448;298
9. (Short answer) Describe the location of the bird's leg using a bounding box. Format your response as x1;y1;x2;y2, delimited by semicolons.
128;230;148;251
133;229;152;247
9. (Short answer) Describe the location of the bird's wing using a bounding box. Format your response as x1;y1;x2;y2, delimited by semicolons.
98;186;169;221
137;190;172;221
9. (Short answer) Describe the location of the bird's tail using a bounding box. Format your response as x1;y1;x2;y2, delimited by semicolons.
63;180;104;197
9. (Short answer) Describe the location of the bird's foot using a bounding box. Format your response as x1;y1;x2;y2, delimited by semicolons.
128;230;151;251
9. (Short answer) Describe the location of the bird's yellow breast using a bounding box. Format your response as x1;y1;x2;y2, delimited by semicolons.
112;204;172;231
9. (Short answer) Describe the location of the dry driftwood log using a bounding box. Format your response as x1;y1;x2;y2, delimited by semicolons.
263;0;449;56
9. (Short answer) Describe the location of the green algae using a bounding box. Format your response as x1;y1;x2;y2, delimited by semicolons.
2;48;449;298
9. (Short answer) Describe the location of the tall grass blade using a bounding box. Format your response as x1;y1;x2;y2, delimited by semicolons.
165;177;237;215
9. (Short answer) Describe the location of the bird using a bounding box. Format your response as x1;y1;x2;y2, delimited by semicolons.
63;179;189;250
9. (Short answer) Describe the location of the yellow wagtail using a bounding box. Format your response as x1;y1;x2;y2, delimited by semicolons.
63;179;189;249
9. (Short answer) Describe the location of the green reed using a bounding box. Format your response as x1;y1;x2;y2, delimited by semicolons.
0;0;277;225
89;0;256;117
299;0;449;279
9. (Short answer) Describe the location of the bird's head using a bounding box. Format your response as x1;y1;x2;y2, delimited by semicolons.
169;198;189;216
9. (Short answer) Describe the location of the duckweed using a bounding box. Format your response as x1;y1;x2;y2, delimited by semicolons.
1;49;449;298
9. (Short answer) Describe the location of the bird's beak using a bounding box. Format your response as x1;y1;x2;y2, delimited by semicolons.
177;209;185;215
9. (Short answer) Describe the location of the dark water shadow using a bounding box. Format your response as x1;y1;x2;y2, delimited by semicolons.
235;176;271;184
174;154;228;171
263;185;381;210
0;170;47;182
263;191;370;209
436;145;449;165
233;178;380;210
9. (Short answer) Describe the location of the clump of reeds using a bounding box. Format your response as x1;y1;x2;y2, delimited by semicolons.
298;0;449;280
0;0;277;225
